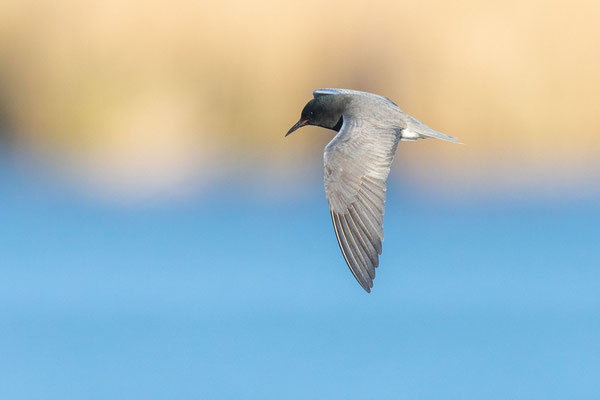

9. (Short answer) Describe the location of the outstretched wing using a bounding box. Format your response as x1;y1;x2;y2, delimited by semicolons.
314;88;349;98
324;116;400;292
314;88;399;107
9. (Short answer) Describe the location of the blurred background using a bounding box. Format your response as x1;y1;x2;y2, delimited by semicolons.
1;0;599;398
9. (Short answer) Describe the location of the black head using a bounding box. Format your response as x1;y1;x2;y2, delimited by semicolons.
286;95;346;136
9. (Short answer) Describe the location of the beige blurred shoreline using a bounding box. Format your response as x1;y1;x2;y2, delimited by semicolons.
1;0;599;198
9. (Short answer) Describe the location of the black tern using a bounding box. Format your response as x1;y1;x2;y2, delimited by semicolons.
286;88;459;292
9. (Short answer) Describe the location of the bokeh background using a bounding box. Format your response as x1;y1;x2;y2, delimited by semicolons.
1;0;599;398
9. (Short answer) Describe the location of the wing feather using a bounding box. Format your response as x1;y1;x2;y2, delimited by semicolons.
345;210;379;267
331;211;372;291
340;214;374;280
349;204;382;254
324;116;400;292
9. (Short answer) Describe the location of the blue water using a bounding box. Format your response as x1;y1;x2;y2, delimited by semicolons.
1;164;599;399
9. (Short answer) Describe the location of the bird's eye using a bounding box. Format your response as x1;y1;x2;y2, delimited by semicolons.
310;111;314;116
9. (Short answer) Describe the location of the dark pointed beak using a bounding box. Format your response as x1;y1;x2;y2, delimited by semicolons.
285;119;309;137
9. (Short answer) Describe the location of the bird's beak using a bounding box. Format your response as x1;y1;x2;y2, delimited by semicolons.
285;119;309;136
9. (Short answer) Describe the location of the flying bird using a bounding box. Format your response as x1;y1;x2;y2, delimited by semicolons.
286;88;459;292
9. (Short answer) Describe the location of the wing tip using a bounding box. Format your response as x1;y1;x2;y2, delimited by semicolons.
331;209;377;293
361;282;373;293
313;88;340;98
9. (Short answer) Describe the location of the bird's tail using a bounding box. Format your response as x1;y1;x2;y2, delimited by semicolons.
403;115;461;143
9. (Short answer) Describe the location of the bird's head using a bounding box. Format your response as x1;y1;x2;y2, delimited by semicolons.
286;95;346;136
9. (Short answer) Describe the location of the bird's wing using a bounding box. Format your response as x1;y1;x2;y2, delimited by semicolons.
314;88;348;97
314;88;399;107
324;117;400;292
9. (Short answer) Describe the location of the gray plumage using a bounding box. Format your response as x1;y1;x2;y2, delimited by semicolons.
287;88;459;292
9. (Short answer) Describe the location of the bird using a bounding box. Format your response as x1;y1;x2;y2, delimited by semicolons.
285;88;459;293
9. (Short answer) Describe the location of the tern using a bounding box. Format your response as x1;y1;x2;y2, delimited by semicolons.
286;88;459;292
